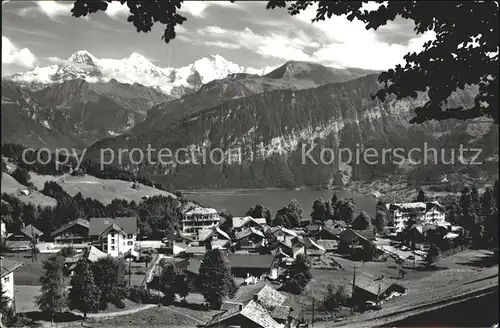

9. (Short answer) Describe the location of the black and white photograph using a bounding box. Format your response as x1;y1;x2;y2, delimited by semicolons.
0;1;498;327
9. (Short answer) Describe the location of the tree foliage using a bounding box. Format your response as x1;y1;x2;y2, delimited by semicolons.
283;254;312;295
336;199;356;224
71;1;498;124
311;198;333;222
35;255;67;322
68;259;101;320
197;250;238;309
246;204;272;225
351;211;372;230
91;257;127;310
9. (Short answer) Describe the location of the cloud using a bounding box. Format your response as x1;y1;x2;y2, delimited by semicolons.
179;1;242;18
105;2;130;19
2;36;37;68
197;26;319;62
292;3;436;70
19;1;72;20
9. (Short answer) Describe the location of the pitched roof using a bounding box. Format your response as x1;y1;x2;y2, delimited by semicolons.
185;258;202;275
89;217;137;236
228;254;275;269
235;227;265;240
86;245;109;262
232;216;266;229
316;239;339;250
1;257;23;278
184;246;206;254
351;229;376;241
20;224;43;238
184;207;218;215
353;274;406;296
51;218;90;237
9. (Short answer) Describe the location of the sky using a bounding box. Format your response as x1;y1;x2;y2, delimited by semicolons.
2;0;436;76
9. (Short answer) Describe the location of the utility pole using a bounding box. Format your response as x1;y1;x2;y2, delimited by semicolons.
311;283;315;328
128;259;132;287
352;265;356;298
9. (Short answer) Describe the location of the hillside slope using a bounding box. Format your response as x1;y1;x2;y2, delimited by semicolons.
1;173;57;207
87;74;498;190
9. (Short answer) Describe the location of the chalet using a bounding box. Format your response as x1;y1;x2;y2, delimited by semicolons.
89;217;138;258
276;238;306;260
205;285;301;328
294;236;326;257
50;218;90;245
235;227;266;251
0;257;23;313
64;245;108;272
229;254;278;279
271;226;298;243
232;216;267;233
324;220;349;231
6;224;43;251
311;226;341;240
340;229;376;246
184;257;202;291
316;239;339;252
352;274;406;304
198;227;231;249
0;219;6;239
166;233;195;255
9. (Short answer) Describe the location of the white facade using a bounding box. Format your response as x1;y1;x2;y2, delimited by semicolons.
101;230;137;257
1;271;15;308
388;202;446;233
182;208;220;236
0;220;6;239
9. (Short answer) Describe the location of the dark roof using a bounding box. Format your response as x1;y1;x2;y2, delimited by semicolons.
228;254;275;269
51;218;89;237
20;224;43;238
1;257;23;278
353;274;406;296
89;217;137;236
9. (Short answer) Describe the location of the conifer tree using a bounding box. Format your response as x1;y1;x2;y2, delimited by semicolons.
36;255;67;323
68;259;101;321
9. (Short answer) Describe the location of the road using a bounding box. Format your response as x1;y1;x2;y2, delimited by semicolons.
315;265;498;328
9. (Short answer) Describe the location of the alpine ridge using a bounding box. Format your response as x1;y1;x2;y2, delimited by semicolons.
5;51;276;97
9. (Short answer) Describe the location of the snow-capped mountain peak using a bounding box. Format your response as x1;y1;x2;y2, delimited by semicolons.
69;50;98;66
5;51;275;97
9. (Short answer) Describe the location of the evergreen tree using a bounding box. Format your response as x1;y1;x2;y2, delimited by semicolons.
91;257;127;310
336;199;356;224
283;254;312;295
0;277;11;318
459;187;475;233
372;210;387;234
482;188;498;248
416;189;426;202
197;250;238;309
68;259;100;320
159;264;177;305
311;198;333;222
352;211;372;230
425;244;440;268
35;255;67;323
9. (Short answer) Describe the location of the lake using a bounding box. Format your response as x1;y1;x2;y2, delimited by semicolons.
182;188;378;217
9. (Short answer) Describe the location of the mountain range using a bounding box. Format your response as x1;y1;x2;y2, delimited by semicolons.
6;51;276;97
2;53;498;190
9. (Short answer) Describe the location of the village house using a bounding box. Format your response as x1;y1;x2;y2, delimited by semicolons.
270;226;298;244
228;254;279;279
235;227;267;251
324;220;349;231
352;273;406;304
0;257;23;313
275;238;306;260
198;227;231;250
64;245;108;272
182;207;221;237
0;219;6;240
310;226;342;240
89;217;138;258
232;216;267;233
294;236;326;257
387;201;447;233
50;218;90;246
205;285;301;328
165;233;196;255
5;224;43;251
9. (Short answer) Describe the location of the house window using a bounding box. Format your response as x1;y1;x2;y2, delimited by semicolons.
127;241;133;246
111;246;115;251
111;239;115;244
127;234;133;239
3;276;9;283
111;233;115;237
